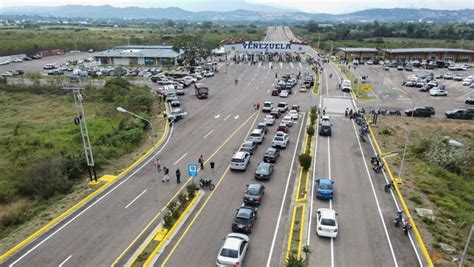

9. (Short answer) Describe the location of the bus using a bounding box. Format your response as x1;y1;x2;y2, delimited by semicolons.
194;83;209;99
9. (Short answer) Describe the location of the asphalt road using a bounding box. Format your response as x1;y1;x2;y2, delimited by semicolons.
351;64;474;115
3;26;425;267
307;61;423;267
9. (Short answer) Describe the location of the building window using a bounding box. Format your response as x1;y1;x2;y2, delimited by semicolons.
457;55;470;63
144;58;155;65
443;55;454;61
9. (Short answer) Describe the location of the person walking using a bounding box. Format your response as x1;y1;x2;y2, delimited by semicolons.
345;108;349;118
162;167;170;182
176;169;181;184
155;159;161;172
199;155;204;169
349;109;354;119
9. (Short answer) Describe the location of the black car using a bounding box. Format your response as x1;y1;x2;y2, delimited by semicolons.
419;84;431;92
263;147;280;163
243;184;265;206
445;109;474;120
405;107;435;117
319;121;332;136
255;162;273;180
232;206;258;234
240;140;257;155
466;95;474;105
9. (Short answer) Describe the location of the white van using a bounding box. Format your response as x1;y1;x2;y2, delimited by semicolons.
341;79;352;92
230;151;250;171
249;129;265;144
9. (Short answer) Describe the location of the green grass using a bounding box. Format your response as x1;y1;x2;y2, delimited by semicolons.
289;205;303;255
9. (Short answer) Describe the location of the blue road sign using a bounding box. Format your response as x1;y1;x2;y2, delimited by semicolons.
188;164;198;177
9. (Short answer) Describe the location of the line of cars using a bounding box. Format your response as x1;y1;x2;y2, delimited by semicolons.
217;103;300;266
272;72;313;97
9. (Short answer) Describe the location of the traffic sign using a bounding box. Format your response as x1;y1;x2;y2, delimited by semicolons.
360;84;372;91
188;164;198;177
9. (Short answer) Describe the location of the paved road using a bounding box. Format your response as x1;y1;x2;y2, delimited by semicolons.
307;60;424;266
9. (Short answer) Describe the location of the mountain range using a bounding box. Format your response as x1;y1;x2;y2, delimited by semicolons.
1;5;473;23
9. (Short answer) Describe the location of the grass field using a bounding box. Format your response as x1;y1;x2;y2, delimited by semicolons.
373;116;473;265
0;79;164;253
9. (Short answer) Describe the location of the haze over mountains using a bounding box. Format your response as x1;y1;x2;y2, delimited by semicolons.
1;4;473;23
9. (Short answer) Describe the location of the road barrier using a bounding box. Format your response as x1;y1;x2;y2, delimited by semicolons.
367;123;434;267
0;104;170;263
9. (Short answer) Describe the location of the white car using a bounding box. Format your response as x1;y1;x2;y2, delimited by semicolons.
453;74;463;81
366;60;373;65
216;233;249;267
272;131;289;148
282;115;293;127
183;76;197;83
264;115;275;125
316;208;338;238
288;110;299;120
319;115;331;126
2;71;13;77
277;102;288;112
443;73;454;79
12;58;23;63
448;65;457;71
430;87;448;96
204;71;214;77
279;90;288;98
262;101;273;112
193;72;203;79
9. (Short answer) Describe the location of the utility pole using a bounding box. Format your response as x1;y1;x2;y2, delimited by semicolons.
65;85;97;182
317;35;320;51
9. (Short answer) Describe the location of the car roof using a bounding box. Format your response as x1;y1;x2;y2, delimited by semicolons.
258;162;272;168
266;147;277;152
265;115;274;118
223;235;244;250
233;151;248;158
319;178;332;185
318;208;336;220
237;207;255;218
247;183;263;191
251;129;263;134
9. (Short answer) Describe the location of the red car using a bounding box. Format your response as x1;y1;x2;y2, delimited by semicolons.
277;123;289;133
270;108;281;119
291;105;300;112
272;89;279;96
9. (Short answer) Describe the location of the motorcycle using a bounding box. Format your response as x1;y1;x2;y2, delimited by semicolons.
372;163;384;173
199;178;215;190
402;220;412;235
394;211;403;227
359;133;366;143
384;182;393;192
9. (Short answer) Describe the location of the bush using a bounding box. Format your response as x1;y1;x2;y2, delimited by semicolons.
379;128;392;136
306;126;315;137
187;183;198;198
163;211;174;229
299;153;312;170
423;137;472;174
285;253;305;267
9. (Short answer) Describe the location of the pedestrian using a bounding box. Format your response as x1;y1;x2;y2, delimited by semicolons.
162;167;170;182
176;169;181;184
349;109;353;119
345;108;349;118
199;155;204;169
210;161;215;170
275;73;278;78
322;107;327;116
155;159;161;172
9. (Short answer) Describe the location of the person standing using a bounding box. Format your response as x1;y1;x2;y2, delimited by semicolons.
345;108;349;118
162;167;170;182
199;155;204;169
155;159;161;172
176;169;181;184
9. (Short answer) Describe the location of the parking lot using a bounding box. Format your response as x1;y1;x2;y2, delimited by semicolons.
0;52;90;75
352;64;474;115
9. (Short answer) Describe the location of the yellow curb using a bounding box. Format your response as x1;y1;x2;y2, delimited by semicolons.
0;105;170;263
154;227;168;242
143;190;203;267
286;204;305;260
367;124;433;267
98;175;118;183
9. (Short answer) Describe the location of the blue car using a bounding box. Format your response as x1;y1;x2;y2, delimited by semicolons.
316;178;334;200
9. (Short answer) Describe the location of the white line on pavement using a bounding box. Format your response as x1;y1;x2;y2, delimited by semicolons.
234;115;240;120
173;152;188;165
124;189;147;209
8;125;175;267
58;255;72;267
266;112;306;267
256;86;260;90
350;120;399;267
224;114;231;121
203;130;214;139
214;114;220;119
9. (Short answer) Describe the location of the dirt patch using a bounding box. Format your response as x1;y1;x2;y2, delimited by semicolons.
372;116;474;266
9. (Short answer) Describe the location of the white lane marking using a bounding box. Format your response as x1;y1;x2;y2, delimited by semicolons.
279;62;283;69
8;124;175;267
173;152;188;165
124;189;147;209
203;130;214;139
224;114;231;121
350;120;399;267
327;127;335;267
256;86;260;90
298;62;303;68
58;254;72;267
290;62;294;68
307;96;322;245
214;114;220;119
268;62;272;68
267;90;271;93
324;68;329;96
266;112;306;267
234;115;240;120
258;62;262;68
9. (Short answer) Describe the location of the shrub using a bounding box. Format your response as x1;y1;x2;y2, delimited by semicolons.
299;153;312;170
187;183;198;198
167;200;177;213
285;253;305;267
409;194;423;205
306;126;315;137
163;211;174;229
379;128;392;136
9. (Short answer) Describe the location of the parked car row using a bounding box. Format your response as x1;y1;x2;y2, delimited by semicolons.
0;54;42;65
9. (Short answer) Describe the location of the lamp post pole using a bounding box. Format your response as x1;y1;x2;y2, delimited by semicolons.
116;107;156;138
396;89;415;180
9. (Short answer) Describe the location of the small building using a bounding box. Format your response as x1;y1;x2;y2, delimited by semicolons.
93;45;184;66
335;47;378;62
383;48;474;63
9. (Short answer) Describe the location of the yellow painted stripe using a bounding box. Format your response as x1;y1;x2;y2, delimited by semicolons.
286;205;298;259
297;205;305;259
0;105;171;263
142;191;203;267
367;123;434;267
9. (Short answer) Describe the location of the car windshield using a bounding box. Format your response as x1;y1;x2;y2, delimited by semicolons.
220;248;238;258
257;164;269;173
321;218;336;226
319;183;332;190
266;150;275;155
247;186;260;195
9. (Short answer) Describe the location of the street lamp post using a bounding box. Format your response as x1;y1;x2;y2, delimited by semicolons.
116;107;157;138
396;89;415;180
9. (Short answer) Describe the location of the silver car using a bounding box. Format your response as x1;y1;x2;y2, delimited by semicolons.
216;233;249;266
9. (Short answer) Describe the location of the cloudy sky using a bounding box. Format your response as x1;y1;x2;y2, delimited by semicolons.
1;0;472;14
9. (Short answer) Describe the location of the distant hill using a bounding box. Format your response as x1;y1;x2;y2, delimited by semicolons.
1;5;473;23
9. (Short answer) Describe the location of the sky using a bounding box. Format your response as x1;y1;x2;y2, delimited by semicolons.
1;0;472;14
